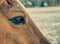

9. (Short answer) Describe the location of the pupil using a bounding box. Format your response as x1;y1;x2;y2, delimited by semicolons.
8;16;25;25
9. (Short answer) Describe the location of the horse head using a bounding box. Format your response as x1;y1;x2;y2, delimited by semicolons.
0;0;51;44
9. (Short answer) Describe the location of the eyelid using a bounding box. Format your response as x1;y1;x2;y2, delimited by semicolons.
9;6;25;13
15;10;24;13
8;16;26;28
8;16;25;25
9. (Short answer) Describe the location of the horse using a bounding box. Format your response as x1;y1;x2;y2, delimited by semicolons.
0;0;51;44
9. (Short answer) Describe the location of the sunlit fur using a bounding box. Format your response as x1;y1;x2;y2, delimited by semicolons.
0;0;51;44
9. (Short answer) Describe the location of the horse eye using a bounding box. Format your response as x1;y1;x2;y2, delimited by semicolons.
8;16;25;25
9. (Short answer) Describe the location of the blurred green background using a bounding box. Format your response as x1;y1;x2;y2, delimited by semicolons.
20;0;60;7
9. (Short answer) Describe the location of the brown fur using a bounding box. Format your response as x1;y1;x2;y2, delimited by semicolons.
0;0;51;44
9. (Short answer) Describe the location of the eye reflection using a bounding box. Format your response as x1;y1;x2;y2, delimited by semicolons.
8;16;25;25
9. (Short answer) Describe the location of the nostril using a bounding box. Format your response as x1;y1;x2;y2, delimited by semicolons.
8;16;25;25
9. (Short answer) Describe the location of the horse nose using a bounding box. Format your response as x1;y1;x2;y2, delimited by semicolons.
8;16;25;25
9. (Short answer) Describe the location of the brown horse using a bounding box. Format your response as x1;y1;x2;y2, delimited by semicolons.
0;0;51;44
